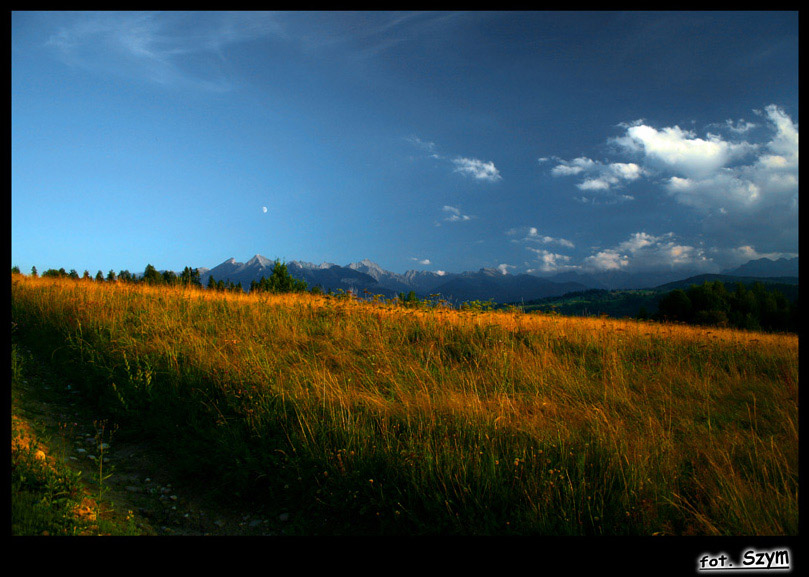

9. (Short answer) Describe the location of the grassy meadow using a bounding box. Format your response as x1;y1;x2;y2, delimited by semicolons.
10;273;799;535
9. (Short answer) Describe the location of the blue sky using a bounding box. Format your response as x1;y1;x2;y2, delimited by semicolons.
12;11;799;277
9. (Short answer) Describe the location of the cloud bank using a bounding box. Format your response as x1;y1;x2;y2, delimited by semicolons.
544;104;798;260
547;105;797;210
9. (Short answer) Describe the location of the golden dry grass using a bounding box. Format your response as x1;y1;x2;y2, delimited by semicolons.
11;274;798;535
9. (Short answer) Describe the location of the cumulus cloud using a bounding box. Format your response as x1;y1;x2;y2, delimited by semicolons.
548;156;643;200
550;157;596;176
759;104;799;161
612;123;757;178
525;247;575;274
452;157;502;182
582;250;629;272
544;105;798;255
522;231;787;276
411;257;431;265
611;106;797;217
581;232;712;273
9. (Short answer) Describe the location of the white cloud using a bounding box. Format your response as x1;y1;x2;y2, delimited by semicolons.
582;250;629;272
612;123;757;178
545;105;798;254
405;135;439;157
656;106;798;220
262;206;268;213
582;232;712;273
411;257;431;265
442;205;473;222
707;245;796;270
452;157;502;182
550;157;595;176
508;226;574;248
664;172;762;211
496;263;514;275
610;106;797;212
407;137;501;182
549;156;643;197
609;162;644;181
725;119;757;134
525;247;575;273
759;104;799;162
44;12;282;91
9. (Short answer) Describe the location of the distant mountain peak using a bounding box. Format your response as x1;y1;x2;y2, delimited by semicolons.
291;260;338;270
349;258;378;267
478;267;506;276
245;254;273;268
198;252;798;301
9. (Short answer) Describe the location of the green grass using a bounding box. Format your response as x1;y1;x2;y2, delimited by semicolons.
11;342;142;536
10;274;799;535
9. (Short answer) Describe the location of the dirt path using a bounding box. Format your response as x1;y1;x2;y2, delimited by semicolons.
12;343;291;536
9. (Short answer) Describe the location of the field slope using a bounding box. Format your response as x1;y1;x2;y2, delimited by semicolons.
11;274;799;535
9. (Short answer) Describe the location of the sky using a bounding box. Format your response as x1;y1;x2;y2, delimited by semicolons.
11;11;799;277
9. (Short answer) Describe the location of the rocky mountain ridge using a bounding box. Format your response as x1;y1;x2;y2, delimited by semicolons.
193;255;798;304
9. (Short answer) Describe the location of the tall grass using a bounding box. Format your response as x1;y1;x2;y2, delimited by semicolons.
10;274;798;535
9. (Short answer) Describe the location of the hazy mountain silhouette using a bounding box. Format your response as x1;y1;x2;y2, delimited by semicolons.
430;268;588;304
720;257;799;278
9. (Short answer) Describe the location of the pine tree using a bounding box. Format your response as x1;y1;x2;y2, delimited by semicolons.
143;264;162;285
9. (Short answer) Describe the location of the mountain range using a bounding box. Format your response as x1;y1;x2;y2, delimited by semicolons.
720;256;800;277
194;255;798;305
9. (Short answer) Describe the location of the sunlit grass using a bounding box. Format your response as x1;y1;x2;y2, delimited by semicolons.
11;274;798;535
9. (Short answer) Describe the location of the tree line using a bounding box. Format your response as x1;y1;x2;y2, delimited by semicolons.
12;260;309;296
12;265;799;333
654;280;799;333
15;264;204;287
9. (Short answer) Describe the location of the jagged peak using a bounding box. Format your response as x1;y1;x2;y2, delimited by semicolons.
290;260;340;270
348;258;383;270
245;254;273;267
